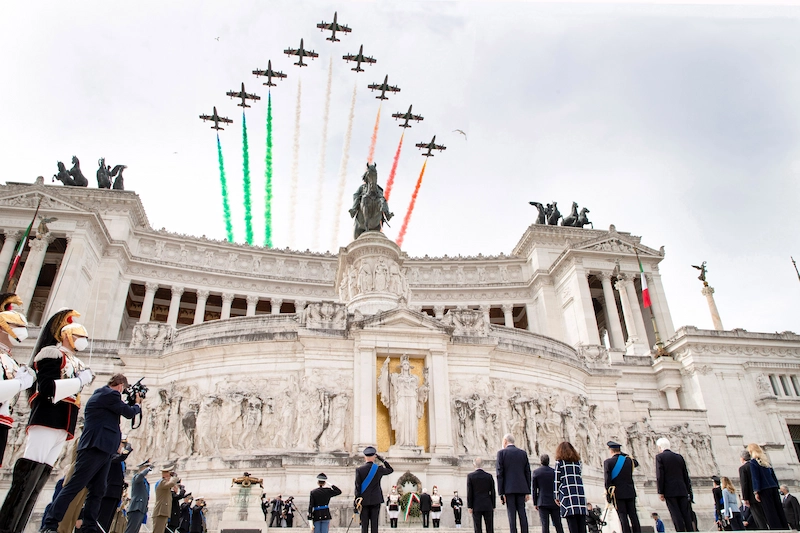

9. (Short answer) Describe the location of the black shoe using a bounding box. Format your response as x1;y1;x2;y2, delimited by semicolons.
0;458;48;533
40;529;58;533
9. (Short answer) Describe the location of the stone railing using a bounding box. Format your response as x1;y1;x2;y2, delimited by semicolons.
168;314;300;351
488;325;582;363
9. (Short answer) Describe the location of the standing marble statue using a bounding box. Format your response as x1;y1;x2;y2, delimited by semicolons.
378;355;428;447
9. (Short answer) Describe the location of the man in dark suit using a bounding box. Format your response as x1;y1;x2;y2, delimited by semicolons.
40;374;142;533
655;438;693;532
532;454;564;533
354;446;394;533
467;457;496;533
780;486;800;529
739;450;767;530
496;434;531;533
604;441;640;533
420;489;433;528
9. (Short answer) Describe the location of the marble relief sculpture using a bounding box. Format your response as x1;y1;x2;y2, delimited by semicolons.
378;354;429;447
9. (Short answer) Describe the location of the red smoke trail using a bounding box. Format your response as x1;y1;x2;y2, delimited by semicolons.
396;159;427;248
384;132;404;201
367;104;382;163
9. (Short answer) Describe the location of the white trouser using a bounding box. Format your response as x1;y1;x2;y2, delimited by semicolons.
23;426;68;466
388;510;400;519
431;511;441;519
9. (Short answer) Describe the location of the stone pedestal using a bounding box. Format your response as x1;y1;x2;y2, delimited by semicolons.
218;485;265;533
336;232;410;316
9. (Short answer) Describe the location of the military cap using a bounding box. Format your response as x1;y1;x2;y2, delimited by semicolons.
363;446;377;456
607;441;622;449
711;475;721;483
161;463;176;471
317;473;328;481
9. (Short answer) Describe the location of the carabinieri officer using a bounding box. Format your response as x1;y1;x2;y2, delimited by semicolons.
309;473;342;533
355;446;394;533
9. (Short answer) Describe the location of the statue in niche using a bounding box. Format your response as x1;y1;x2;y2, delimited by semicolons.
374;259;389;291
359;262;373;292
182;403;198;455
378;354;429;447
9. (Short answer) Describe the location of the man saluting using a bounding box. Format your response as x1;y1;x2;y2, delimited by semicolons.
355;446;393;533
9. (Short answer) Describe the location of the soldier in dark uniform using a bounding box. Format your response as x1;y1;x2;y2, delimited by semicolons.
603;441;641;533
309;473;342;533
354;446;394;533
451;491;464;529
711;476;724;528
0;309;95;533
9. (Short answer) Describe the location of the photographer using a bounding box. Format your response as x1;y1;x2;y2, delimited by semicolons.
153;464;181;533
98;439;133;532
40;374;142;533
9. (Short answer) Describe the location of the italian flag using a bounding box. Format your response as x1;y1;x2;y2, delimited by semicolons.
6;198;41;282
638;256;651;309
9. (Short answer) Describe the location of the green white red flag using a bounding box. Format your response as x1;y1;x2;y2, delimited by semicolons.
6;198;41;282
638;255;651;308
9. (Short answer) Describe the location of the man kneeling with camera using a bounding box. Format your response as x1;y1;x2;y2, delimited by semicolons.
40;374;143;533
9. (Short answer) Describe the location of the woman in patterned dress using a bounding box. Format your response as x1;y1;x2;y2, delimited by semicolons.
554;441;588;533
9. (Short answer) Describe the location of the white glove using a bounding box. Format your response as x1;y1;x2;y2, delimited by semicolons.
77;369;95;387
14;365;35;390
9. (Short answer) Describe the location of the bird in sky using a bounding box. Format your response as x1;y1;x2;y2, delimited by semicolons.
453;129;467;140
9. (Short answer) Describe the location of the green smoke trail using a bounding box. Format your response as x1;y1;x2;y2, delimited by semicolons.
216;134;234;243
264;92;273;248
242;111;254;245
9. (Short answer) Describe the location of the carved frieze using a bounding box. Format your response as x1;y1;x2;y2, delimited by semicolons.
304;301;347;330
130;322;174;350
442;309;488;337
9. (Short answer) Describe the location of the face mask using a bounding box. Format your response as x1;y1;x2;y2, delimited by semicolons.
9;327;28;344
73;337;89;352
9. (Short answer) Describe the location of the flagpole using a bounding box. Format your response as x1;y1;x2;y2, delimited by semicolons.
3;196;42;292
792;257;800;283
635;248;666;357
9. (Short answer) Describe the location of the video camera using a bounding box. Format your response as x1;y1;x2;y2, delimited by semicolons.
123;378;149;406
123;378;148;429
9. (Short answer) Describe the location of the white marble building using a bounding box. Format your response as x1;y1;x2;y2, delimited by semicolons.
0;181;799;531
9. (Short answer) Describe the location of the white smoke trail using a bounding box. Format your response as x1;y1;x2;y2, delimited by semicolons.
330;82;358;251
311;58;333;250
287;78;302;248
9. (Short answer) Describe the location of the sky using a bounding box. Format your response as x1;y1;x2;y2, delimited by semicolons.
1;1;798;334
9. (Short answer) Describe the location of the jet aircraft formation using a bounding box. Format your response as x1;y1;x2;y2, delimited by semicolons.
200;9;448;176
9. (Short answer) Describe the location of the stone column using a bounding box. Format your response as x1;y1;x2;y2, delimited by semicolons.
221;292;235;320
650;272;675;338
622;274;649;348
353;346;377;452
138;282;159;323
428;350;454;454
245;295;258;316
533;280;565;342
166;286;184;327
270;298;283;315
0;231;20;281
501;304;514;328
702;285;724;331
15;237;50;310
479;305;491;327
576;270;602;345
194;290;209;325
614;277;641;353
662;386;681;409
644;273;668;342
433;305;445;320
295;299;307;324
525;303;538;333
598;273;625;350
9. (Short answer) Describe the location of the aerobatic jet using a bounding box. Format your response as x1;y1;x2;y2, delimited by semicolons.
284;38;319;67
252;60;287;87
416;136;447;157
199;107;233;130
317;11;351;42
342;45;377;72
391;105;424;128
226;83;261;108
367;75;400;100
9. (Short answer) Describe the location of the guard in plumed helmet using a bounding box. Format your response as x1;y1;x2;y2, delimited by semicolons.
0;293;36;466
0;308;95;533
309;473;342;533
